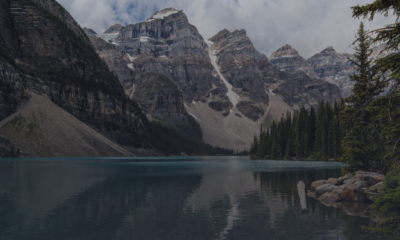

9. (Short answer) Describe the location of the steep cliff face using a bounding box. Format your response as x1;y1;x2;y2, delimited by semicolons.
270;44;394;97
132;72;189;124
0;0;147;149
85;8;222;125
99;8;224;103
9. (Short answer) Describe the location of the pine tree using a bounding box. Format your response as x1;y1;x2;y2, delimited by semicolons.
308;106;316;153
351;2;400;237
340;22;385;171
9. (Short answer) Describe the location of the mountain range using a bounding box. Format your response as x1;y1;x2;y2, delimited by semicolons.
269;43;393;98
84;7;341;150
0;2;385;156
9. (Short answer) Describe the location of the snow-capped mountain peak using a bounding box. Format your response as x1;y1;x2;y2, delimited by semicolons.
146;7;179;22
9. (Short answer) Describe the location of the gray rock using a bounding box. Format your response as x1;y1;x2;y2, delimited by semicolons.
355;170;385;182
353;181;369;190
307;190;317;198
318;191;341;205
338;173;353;185
315;183;333;195
311;180;328;191
369;174;385;186
368;182;384;193
343;178;357;185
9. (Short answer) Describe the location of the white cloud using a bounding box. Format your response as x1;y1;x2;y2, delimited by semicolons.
57;0;396;58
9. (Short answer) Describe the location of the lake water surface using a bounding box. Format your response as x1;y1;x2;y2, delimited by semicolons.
0;157;376;240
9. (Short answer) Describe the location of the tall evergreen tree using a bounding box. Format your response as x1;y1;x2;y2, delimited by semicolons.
308;106;316;153
352;1;400;172
340;22;386;171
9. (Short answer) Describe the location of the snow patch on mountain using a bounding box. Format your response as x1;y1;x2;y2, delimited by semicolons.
146;8;179;22
127;63;134;70
126;54;137;62
152;10;178;19
206;41;240;107
96;33;119;42
140;36;149;42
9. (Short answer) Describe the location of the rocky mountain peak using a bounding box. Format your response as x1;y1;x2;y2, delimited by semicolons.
209;29;250;49
279;44;292;51
146;7;181;22
321;46;336;54
208;29;231;42
82;27;97;36
104;24;123;34
270;44;300;59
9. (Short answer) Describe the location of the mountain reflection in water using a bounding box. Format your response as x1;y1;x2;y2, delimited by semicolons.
0;157;374;240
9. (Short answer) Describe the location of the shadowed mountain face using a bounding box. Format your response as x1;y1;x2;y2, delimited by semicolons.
132;72;189;124
270;44;395;97
0;0;148;151
86;8;341;150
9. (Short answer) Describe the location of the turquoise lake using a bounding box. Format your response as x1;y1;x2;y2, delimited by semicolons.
0;156;376;239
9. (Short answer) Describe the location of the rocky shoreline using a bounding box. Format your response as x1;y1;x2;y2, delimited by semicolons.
302;170;385;221
307;170;385;205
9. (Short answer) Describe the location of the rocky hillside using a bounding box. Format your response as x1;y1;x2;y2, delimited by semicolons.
270;44;394;97
0;0;148;156
86;7;341;150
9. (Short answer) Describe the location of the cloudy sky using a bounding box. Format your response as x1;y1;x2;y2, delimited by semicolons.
57;0;396;59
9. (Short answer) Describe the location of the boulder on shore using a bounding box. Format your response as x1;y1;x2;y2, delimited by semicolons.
355;170;385;182
318;191;341;205
338;173;353;185
368;182;384;193
308;170;385;204
341;184;367;202
311;180;328;191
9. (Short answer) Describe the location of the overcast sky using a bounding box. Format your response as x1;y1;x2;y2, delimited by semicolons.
57;0;396;59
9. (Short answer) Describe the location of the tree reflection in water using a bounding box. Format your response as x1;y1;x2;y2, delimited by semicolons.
0;158;377;240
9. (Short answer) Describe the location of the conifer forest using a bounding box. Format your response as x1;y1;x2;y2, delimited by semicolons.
250;101;341;161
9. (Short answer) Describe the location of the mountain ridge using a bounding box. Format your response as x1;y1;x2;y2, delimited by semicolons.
85;7;341;150
270;43;394;97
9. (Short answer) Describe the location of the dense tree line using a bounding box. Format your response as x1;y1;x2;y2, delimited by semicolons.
250;101;341;160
